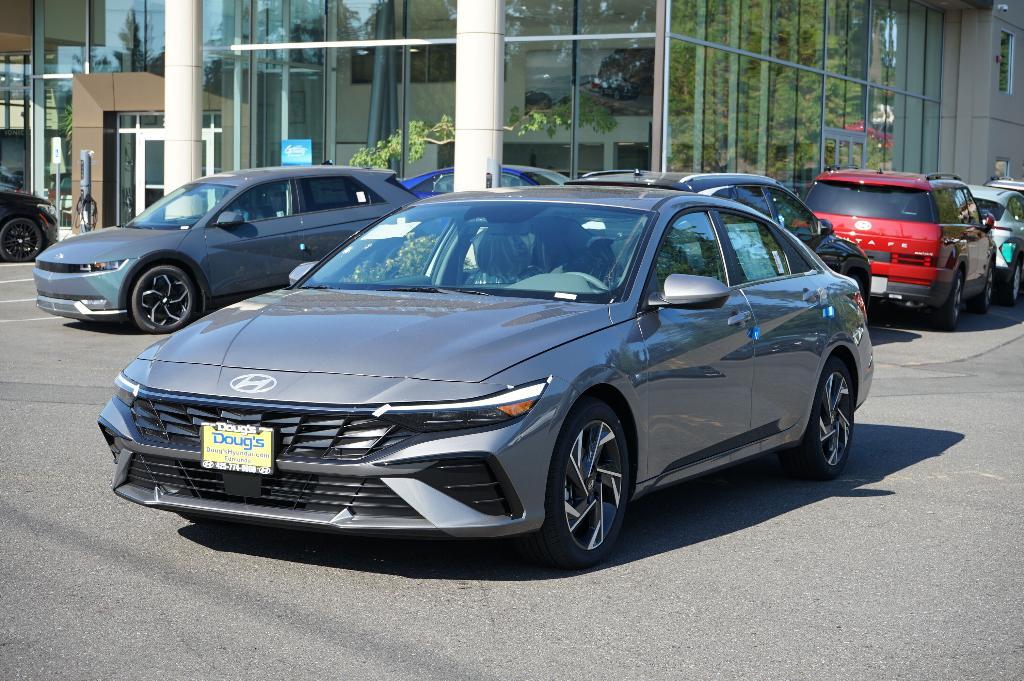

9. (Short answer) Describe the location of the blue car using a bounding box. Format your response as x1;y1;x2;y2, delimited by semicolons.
402;165;568;198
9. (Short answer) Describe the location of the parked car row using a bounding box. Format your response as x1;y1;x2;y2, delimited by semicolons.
19;162;1022;569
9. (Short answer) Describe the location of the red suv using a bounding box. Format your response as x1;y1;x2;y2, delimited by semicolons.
805;170;995;330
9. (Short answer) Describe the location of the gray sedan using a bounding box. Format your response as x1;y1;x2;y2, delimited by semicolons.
100;186;873;568
33;166;415;333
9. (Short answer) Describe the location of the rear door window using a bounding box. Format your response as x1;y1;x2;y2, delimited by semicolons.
718;212;792;283
765;187;817;239
955;188;981;225
732;185;772;216
297;176;378;213
805;181;934;222
933;188;959;224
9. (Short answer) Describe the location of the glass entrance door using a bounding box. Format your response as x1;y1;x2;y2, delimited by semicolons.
823;129;866;171
0;54;30;192
117;113;220;224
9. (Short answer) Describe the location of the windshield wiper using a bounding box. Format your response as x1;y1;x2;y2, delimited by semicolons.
299;284;338;290
386;286;492;296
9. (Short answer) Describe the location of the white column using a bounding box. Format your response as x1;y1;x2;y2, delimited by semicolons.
454;0;505;192
164;0;203;192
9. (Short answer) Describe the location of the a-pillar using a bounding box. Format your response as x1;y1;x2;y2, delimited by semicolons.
163;0;202;193
453;0;505;192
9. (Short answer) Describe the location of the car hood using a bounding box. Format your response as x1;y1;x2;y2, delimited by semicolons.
37;226;188;263
147;288;612;382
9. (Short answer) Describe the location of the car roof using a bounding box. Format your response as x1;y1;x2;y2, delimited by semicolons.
814;168;964;191
569;171;789;193
203;165;396;186
986;178;1024;191
968;185;1018;203
413;184;732;211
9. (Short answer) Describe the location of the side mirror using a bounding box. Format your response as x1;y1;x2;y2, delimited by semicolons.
649;273;731;310
818;218;834;236
288;261;317;286
213;210;243;227
980;211;996;231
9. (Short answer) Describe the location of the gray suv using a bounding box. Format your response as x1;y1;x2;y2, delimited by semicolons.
100;186;873;568
34;166;415;333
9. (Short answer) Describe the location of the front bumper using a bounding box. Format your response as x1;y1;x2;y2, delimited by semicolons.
98;389;553;539
33;263;130;322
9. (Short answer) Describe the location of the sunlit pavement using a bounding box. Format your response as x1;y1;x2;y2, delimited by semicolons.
2;267;1022;680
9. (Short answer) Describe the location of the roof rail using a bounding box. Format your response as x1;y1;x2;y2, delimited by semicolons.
579;169;640;179
926;172;963;182
990;175;1016;181
823;165;862;172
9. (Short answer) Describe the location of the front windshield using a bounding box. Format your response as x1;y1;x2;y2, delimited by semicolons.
128;182;233;230
302;201;653;303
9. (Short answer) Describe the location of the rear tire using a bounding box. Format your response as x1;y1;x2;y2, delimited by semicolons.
996;258;1022;307
0;217;44;262
966;263;993;315
129;264;197;334
517;397;631;570
932;271;963;332
779;356;855;481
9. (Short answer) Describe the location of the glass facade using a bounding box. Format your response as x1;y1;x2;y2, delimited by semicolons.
20;0;956;205
667;0;942;194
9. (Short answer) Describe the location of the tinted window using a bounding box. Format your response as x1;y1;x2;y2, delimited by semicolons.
1008;195;1024;221
303;202;652;304
805;181;934;223
933;188;959;223
653;212;726;289
223;180;293;222
732;185;772;216
500;172;530;187
974;198;1006;222
298;176;377;213
719;212;791;283
766;187;818;240
955;188;980;225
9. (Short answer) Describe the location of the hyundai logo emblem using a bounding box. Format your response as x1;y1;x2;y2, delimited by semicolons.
229;373;277;394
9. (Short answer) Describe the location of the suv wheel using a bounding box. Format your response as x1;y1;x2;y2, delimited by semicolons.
517;398;630;569
129;264;197;334
932;271;963;331
996;258;1022;307
966;263;993;315
778;356;854;480
0;217;44;262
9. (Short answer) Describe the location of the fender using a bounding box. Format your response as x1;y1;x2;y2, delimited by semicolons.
117;250;213;311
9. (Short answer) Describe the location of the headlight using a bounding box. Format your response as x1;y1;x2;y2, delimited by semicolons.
40;203;56;217
80;260;127;273
373;379;550;432
114;373;140;406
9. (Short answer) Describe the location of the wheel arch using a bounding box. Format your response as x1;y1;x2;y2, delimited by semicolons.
120;253;210;313
826;343;859;407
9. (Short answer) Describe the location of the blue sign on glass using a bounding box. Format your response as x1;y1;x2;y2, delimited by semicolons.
281;139;313;166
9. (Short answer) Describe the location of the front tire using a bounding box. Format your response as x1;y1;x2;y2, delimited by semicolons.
996;258;1022;307
129;264;197;334
0;217;44;262
517;398;631;570
779;357;854;480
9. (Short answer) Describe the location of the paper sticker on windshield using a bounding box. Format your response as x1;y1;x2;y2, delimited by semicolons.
554;292;577;300
367;217;419;240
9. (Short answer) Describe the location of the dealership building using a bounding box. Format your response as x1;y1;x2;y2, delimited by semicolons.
0;0;1019;227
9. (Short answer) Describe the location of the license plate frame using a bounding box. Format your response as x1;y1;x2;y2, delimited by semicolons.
200;422;275;475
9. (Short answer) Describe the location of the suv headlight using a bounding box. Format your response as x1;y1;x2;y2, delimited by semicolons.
80;260;127;273
114;373;140;406
373;379;550;432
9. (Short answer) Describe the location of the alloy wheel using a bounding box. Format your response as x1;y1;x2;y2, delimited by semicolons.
563;420;624;551
819;372;851;466
139;272;191;326
1;219;41;261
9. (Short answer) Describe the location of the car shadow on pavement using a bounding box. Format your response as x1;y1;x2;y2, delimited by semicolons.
177;423;963;579
868;301;1024;335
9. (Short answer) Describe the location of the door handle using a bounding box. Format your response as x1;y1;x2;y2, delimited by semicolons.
802;287;822;303
727;309;752;326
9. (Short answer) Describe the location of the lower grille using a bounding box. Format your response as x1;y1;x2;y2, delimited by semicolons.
130;396;415;462
126;454;421;518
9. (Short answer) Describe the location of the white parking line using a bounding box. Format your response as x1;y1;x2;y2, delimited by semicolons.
0;317;57;323
0;279;33;284
0;298;34;303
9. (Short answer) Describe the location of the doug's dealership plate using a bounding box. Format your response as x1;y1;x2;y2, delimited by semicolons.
200;423;274;474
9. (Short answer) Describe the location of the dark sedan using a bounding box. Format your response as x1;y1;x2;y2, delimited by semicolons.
34;166;416;333
1;188;59;262
570;171;874;305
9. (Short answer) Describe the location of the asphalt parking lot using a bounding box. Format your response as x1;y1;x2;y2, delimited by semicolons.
1;259;1022;680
